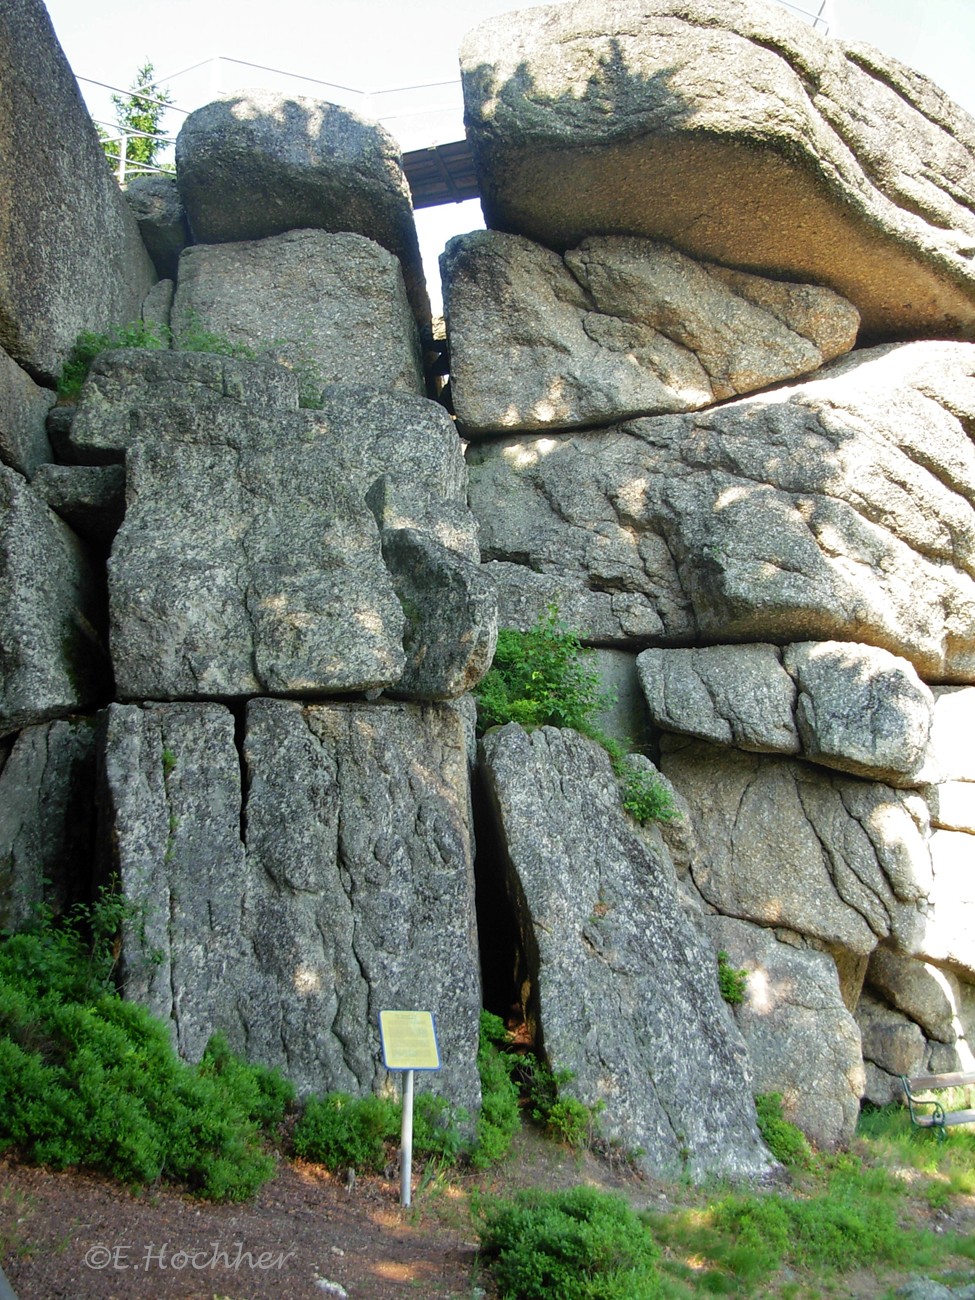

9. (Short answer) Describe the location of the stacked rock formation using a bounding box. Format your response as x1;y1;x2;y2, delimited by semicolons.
4;0;975;1175
452;0;975;1150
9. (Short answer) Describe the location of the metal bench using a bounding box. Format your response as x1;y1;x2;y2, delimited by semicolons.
900;1070;975;1140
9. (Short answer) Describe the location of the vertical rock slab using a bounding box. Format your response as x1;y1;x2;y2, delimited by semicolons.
0;466;107;736
704;916;864;1147
0;0;156;380
101;702;250;1063
0;346;54;477
0;717;98;930
479;722;770;1179
172;230;424;396
175;92;431;328
460;0;975;341
243;699;482;1111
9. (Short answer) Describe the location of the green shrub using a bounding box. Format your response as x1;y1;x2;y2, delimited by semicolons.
473;1011;522;1168
754;1092;813;1168
475;604;610;733
0;898;293;1200
293;1091;399;1171
716;950;748;1006
476;1185;661;1300
475;606;679;826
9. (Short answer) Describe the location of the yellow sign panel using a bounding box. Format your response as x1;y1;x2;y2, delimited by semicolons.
379;1010;441;1071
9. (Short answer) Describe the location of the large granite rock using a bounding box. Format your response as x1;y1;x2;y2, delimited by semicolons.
175;92;430;327
0;346;54;477
637;641;933;785
0;466;107;736
0;717;98;930
479;723;771;1179
460;0;975;341
442;231;858;434
0;0;156;381
71;350;484;701
468;341;975;680
241;699;481;1110
172;230;424;397
660;738;932;959
124;173;189;281
101;702;252;1063
106;698;482;1110
704;916;864;1147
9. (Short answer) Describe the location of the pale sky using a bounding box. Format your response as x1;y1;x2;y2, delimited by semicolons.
42;0;975;311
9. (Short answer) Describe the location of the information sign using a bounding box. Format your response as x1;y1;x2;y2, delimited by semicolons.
378;1010;441;1071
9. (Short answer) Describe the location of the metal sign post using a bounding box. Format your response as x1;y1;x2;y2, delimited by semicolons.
378;1010;441;1208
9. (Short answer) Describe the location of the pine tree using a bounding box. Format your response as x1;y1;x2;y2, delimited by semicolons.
99;62;173;178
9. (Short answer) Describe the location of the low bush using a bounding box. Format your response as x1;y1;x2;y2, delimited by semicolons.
754;1091;813;1168
57;321;168;398
472;1011;522;1167
476;1185;662;1300
0;896;293;1201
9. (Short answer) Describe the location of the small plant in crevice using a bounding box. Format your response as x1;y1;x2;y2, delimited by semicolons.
474;604;680;826
57;315;327;409
57;320;169;398
716;949;748;1005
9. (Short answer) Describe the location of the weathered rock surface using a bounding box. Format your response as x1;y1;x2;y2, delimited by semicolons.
31;464;125;546
460;0;975;341
102;702;252;1063
443;231;858;434
0;466;107;736
69;348;299;465
857;991;927;1103
124;174;189;281
71;350;482;701
106;698;482;1110
784;642;933;784
172;230;424;396
660;737;932;959
479;723;771;1179
379;529;498;701
917;830;975;981
468;342;975;680
637;642;933;784
0;347;54;477
0;0;156;381
704;916;864;1147
175;91;430;326
111;431;405;700
637;645;799;755
0;717;98;930
241;699;481;1109
865;948;958;1045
